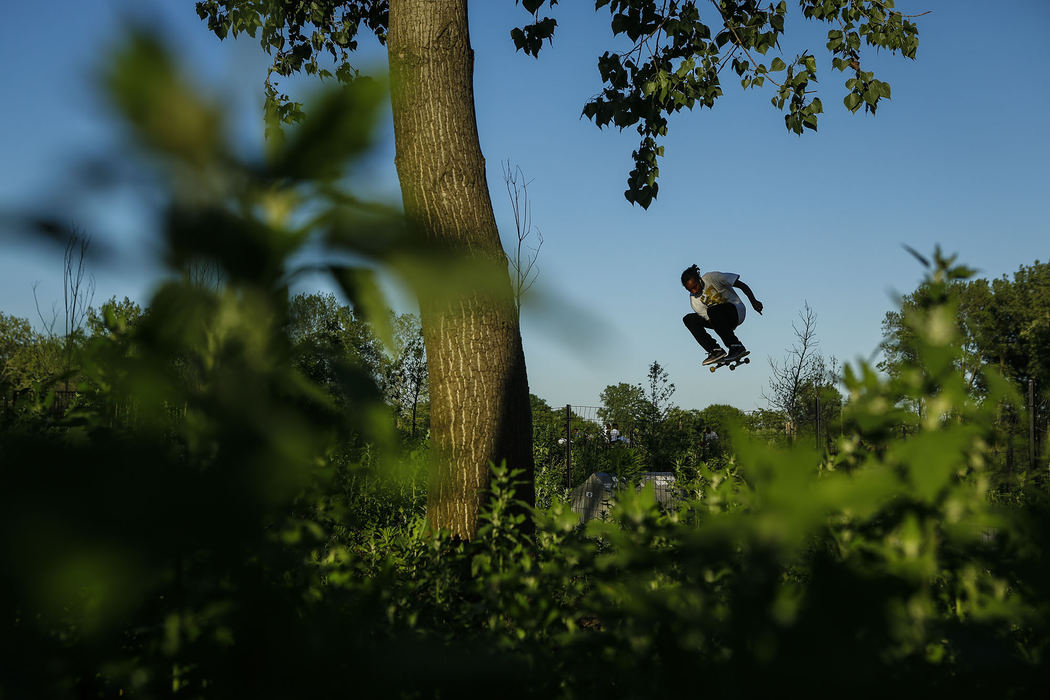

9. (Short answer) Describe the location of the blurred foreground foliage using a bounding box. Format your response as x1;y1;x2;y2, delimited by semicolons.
2;33;1050;699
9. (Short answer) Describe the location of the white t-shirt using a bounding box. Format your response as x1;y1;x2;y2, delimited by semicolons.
689;271;745;324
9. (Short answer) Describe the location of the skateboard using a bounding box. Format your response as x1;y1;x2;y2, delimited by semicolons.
709;350;750;372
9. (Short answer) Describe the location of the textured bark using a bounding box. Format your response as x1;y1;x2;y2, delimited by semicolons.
388;0;533;539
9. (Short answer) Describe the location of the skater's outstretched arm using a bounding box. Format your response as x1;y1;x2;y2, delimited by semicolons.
734;279;764;314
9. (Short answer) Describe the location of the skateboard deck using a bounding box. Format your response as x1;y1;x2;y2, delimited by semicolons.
709;350;750;372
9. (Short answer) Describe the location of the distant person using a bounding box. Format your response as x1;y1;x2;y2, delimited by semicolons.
681;264;764;366
704;428;720;459
609;423;622;443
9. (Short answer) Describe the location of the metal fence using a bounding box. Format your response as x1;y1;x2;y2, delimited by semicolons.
990;379;1048;481
1;389;187;426
1;388;79;418
553;386;1050;517
569;471;678;523
550;403;814;495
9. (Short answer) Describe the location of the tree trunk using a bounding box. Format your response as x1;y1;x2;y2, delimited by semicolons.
387;0;533;539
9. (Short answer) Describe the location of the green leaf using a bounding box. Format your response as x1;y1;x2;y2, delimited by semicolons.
770;57;787;71
510;27;526;50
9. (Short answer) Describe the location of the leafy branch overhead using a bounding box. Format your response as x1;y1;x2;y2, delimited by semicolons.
196;1;923;211
515;0;923;208
195;0;389;132
511;0;560;57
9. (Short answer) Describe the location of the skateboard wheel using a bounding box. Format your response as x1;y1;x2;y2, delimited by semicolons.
709;366;716;373
730;364;736;370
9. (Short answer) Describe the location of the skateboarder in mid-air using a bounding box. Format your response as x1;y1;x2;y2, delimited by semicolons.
681;264;764;366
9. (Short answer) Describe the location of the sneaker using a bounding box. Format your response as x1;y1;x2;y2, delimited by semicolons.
726;344;747;360
702;348;727;365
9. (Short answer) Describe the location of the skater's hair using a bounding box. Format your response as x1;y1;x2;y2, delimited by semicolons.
681;264;701;287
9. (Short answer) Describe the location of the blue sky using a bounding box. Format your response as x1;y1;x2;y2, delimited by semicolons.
2;1;1048;411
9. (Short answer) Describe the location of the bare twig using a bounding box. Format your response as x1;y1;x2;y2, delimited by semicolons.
32;281;58;338
763;301;832;435
63;231;95;340
858;0;930;19
60;229;94;389
502;160;543;317
185;259;225;291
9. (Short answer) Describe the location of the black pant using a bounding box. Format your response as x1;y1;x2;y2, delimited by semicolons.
683;303;742;352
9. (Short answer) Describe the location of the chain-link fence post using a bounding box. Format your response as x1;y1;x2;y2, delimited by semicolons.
1029;379;1036;471
564;404;572;491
